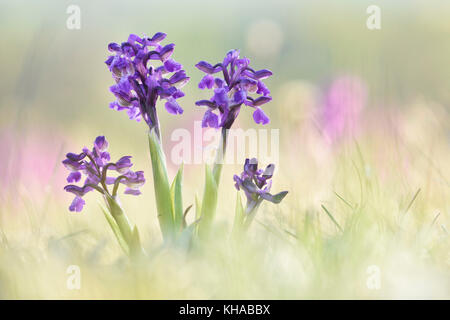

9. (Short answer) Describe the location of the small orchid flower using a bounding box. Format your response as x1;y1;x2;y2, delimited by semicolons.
105;33;189;138
63;136;145;212
62;136;145;257
234;158;288;211
233;158;288;233
195;50;272;129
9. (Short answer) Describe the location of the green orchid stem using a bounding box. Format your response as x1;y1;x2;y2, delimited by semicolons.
212;127;229;183
104;195;133;243
242;199;263;232
232;196;262;239
148;128;175;243
148;103;162;141
198;128;229;239
103;194;145;259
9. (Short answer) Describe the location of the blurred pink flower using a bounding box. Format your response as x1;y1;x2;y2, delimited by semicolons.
0;128;66;201
320;75;368;144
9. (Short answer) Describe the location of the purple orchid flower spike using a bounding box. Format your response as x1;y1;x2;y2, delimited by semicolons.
62;136;146;257
62;136;145;212
195;52;273;238
233;158;287;213
195;50;272;129
105;33;190;137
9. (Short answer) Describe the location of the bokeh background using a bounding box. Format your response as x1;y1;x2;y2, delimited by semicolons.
0;0;449;299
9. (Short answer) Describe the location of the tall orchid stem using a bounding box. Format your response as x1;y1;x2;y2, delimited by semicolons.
198;128;229;240
242;198;263;231
231;198;262;239
148;103;162;142
212;127;229;183
104;194;133;242
147;124;175;243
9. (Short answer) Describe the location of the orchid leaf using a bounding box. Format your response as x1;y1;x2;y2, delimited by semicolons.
194;193;201;235
100;203;129;255
176;219;200;251
129;226;143;258
195;193;201;221
197;164;218;239
170;164;184;232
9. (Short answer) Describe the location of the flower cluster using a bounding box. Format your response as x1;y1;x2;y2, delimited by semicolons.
105;33;190;129
62;136;145;212
195;50;272;129
234;158;287;209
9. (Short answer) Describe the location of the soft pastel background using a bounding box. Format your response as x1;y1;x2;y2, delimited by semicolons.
0;0;449;299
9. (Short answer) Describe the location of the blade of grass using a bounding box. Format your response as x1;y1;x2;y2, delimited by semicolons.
334;191;354;209
404;188;421;215
321;204;344;233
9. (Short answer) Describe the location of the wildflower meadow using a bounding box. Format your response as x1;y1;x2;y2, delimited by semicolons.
0;0;449;301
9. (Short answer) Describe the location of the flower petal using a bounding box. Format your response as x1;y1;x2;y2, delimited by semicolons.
111;156;133;174
164;59;182;72
69;197;85;212
165;98;183;115
67;172;82;183
257;81;270;96
66;152;86;162
212;88;229;108
195;100;217;109
195;61;221;74
159;43;175;61
253;107;270;125
94;136;108;152
124;188;141;196
201;110;219;128
64;185;90;197
198;75;215;89
122;170;146;189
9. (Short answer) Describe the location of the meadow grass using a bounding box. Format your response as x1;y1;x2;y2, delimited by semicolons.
0;110;448;300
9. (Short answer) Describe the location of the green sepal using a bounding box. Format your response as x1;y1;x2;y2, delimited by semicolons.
260;191;289;204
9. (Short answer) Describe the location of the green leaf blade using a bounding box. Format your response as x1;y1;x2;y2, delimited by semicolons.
197;164;218;239
171;164;184;233
100;203;130;255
